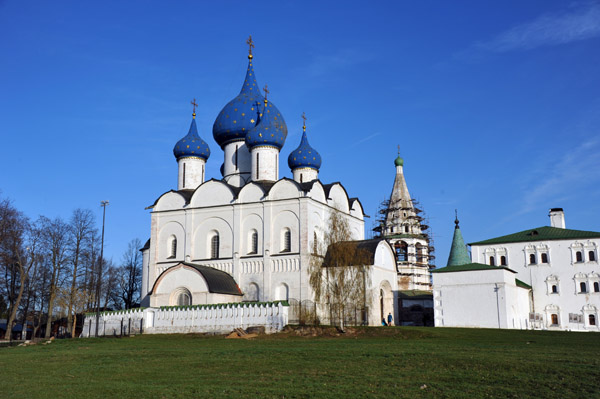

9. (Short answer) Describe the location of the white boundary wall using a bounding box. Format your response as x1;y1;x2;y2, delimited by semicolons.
81;302;288;337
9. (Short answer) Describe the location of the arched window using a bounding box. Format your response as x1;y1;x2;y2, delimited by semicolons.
182;163;186;188
551;285;558;294
313;231;318;254
211;233;220;259
489;256;495;266
168;236;177;259
395;242;408;262
580;282;587;293
590;315;596;326
589;251;596;262
500;256;507;266
256;153;260;180
529;254;536;264
177;291;191;306
282;228;291;252
541;253;548;263
416;244;426;263
404;225;409;233
250;230;258;254
594;282;600;293
576;251;583;262
551;314;559;325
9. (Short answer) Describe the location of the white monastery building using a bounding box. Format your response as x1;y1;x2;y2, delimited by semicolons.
433;209;600;331
137;42;398;328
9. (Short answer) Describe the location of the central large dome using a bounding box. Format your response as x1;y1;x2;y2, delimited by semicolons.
212;58;287;149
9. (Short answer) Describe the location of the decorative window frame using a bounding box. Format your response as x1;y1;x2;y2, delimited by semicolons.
582;304;598;329
524;244;537;266
544;304;560;328
588;272;600;294
584;241;598;264
169;287;192;306
545;275;559;295
574;272;588;294
483;247;507;266
570;242;585;265
537;244;550;265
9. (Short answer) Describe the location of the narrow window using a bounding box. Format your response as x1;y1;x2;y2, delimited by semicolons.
529;254;536;264
395;242;408;262
551;314;558;325
590;315;597;326
313;232;318;254
551;285;558;294
211;234;219;259
405;225;409;233
282;229;291;252
202;164;204;182
169;237;177;258
235;145;239;169
594;282;600;293
576;251;583;262
489;256;495;266
300;173;303;183
580;282;587;293
541;253;548;263
500;256;507;266
183;163;186;188
589;251;596;262
256;153;260;180
250;231;258;254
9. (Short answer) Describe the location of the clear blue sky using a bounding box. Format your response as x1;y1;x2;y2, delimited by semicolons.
1;0;599;266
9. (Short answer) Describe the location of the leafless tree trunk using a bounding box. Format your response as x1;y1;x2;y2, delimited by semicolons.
40;216;70;338
119;239;142;309
66;209;96;336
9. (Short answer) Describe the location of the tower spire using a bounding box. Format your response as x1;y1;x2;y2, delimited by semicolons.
191;98;198;119
302;112;307;132
446;213;471;266
246;35;255;59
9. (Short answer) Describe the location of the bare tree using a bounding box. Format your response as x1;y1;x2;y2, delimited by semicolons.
39;216;70;338
0;197;36;340
309;210;371;330
66;209;96;336
119;238;142;309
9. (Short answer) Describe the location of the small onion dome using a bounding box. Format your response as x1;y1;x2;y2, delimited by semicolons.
394;155;404;167
173;117;211;161
245;100;287;150
287;129;322;171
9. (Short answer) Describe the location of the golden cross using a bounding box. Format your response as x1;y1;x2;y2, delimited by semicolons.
301;112;307;131
246;35;255;58
397;144;400;156
263;84;269;101
191;98;198;115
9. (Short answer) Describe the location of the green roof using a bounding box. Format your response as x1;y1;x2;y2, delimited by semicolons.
431;262;516;274
469;226;600;246
447;226;471;267
515;279;532;289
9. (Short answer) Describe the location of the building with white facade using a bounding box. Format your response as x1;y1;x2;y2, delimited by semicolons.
137;44;398;327
433;209;600;331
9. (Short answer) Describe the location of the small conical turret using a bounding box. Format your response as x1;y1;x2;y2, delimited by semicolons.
446;211;471;266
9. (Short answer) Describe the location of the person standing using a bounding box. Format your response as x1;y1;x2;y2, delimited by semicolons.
387;313;393;326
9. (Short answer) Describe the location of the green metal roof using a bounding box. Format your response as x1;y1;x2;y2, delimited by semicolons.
515;279;532;289
447;225;471;267
469;226;600;246
431;262;516;274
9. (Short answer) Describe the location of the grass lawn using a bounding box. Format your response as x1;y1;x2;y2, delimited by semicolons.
1;327;598;398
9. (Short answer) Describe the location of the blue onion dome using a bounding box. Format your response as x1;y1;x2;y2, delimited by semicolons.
173;114;211;161
245;98;287;150
287;125;322;171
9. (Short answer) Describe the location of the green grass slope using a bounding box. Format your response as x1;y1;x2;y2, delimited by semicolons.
1;327;598;398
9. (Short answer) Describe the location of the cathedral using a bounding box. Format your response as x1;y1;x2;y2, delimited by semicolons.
139;40;398;326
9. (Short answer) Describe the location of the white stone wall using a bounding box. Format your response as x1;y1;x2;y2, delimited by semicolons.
81;302;289;336
293;167;318;183
143;179;365;309
433;268;531;329
223;141;251;186
471;237;600;331
178;157;205;190
251;146;279;182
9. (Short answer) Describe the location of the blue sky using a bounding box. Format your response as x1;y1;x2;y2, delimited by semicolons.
1;0;599;266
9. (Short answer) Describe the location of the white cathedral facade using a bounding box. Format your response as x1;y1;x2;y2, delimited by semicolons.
138;46;398;326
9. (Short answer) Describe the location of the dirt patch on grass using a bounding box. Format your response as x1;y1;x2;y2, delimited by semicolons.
276;325;435;339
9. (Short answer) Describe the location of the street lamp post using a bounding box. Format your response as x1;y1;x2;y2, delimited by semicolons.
95;200;109;337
